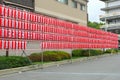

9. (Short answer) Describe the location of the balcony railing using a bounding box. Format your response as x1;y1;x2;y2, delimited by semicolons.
101;23;120;29
100;12;120;19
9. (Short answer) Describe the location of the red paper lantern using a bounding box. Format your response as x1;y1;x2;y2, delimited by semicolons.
21;31;24;39
12;19;16;28
32;23;36;31
8;29;12;38
4;29;8;38
8;18;12;28
0;5;4;16
4;6;8;17
0;17;4;27
28;32;31;40
16;20;18;29
12;40;16;49
4;18;8;27
18;30;22;39
18;20;22;29
24;31;28;40
21;41;25;50
9;40;12;49
4;40;9;49
24;11;28;21
33;32;36;40
24;22;28;30
22;10;26;20
21;21;25;30
12;29;16;39
8;7;12;17
12;8;16;18
18;41;22;49
0;28;2;38
30;32;33;40
18;9;22;19
0;40;2;49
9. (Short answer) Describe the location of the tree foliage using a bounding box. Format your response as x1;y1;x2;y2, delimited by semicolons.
87;21;104;29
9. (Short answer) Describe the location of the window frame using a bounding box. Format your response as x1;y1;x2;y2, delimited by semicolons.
71;0;77;8
56;0;68;5
80;4;86;11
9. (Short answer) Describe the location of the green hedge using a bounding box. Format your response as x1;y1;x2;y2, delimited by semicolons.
0;56;30;70
72;49;103;57
28;51;71;62
104;49;118;54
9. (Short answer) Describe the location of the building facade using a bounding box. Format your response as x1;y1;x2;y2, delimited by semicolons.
100;0;120;48
35;0;88;26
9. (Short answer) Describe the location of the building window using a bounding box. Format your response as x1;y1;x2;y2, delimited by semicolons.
3;0;34;11
56;0;68;5
71;0;77;8
80;4;85;11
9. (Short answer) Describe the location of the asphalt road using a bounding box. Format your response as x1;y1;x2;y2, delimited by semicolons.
1;54;120;80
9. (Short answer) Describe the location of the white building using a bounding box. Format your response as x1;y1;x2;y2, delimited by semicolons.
100;0;120;48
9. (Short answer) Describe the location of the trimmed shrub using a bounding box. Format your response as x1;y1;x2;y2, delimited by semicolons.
43;51;62;61
104;49;112;53
104;49;118;54
90;50;103;56
28;53;41;62
72;49;103;57
72;49;84;57
28;51;71;62
0;56;30;70
53;51;71;59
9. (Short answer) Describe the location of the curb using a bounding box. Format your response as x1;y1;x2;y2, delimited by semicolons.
0;53;118;76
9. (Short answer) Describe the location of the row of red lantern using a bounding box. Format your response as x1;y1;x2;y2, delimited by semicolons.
41;42;88;49
0;28;118;44
73;24;91;32
0;28;41;40
0;28;72;41
41;34;118;44
41;42;118;49
89;33;118;41
40;25;118;40
0;5;37;21
0;40;27;49
88;27;118;37
89;39;118;44
0;17;39;31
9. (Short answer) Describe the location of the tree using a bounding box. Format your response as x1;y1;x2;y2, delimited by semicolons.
87;21;104;29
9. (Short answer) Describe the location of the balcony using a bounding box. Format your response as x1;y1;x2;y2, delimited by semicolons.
100;12;120;21
101;23;120;29
101;5;120;11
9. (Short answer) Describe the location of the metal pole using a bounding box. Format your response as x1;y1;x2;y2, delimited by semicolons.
70;49;72;64
6;49;9;57
41;48;44;69
89;49;91;57
41;23;44;69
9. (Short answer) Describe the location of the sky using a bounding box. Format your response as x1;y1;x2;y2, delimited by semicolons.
88;0;105;22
